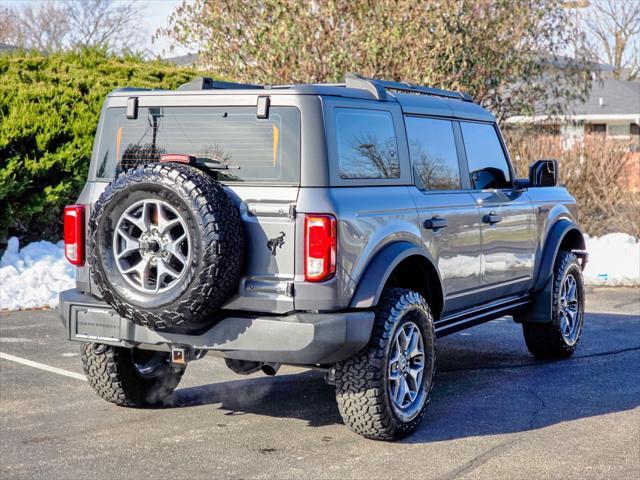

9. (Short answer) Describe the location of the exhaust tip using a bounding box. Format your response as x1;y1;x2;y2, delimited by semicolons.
261;363;281;376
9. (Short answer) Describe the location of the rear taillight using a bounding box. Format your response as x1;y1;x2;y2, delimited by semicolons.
304;214;337;282
64;205;85;266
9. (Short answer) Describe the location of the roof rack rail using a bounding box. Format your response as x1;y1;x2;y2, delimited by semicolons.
111;87;152;93
344;73;473;102
178;77;264;91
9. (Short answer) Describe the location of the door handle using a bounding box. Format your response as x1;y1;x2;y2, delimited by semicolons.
424;216;448;231
483;212;503;225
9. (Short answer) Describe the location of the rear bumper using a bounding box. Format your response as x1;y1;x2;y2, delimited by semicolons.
58;289;374;365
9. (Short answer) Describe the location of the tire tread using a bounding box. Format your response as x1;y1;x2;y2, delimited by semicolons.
88;163;243;331
80;343;184;407
334;288;435;440
523;250;584;359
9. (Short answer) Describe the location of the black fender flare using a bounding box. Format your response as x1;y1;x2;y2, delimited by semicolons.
518;219;586;323
532;219;586;293
349;241;443;312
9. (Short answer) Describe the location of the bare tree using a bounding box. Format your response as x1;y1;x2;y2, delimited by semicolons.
505;131;639;237
342;134;400;179
583;0;640;79
2;0;146;54
0;5;22;46
64;0;146;52
1;1;69;51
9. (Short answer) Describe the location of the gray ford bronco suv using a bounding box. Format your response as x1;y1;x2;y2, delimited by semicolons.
59;74;588;440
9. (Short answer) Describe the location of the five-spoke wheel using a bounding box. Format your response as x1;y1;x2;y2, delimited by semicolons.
522;250;585;359
559;273;580;345
388;321;426;420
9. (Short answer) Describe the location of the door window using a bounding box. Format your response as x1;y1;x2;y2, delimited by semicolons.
460;122;512;190
405;116;461;190
335;108;400;179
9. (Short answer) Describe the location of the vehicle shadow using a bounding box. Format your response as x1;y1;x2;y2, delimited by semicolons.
171;312;640;442
172;369;341;428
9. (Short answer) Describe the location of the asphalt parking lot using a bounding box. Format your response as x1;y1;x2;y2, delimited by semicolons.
1;287;639;480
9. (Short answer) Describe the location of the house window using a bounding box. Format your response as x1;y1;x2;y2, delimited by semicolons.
608;124;631;137
631;124;640;152
585;123;606;135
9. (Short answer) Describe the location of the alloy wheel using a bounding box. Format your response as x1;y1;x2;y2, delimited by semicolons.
113;199;191;294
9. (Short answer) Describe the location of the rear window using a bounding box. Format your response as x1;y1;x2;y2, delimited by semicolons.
94;106;300;184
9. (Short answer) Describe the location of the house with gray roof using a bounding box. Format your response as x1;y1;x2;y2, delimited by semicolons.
0;43;17;54
164;53;198;66
507;75;640;151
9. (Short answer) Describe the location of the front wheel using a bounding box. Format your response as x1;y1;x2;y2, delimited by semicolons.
334;288;436;440
523;251;585;359
81;343;185;407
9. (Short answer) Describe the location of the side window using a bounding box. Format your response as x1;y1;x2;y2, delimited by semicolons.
460;122;512;190
335;108;400;179
405;116;461;190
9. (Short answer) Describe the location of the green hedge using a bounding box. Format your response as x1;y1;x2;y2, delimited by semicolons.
0;50;203;243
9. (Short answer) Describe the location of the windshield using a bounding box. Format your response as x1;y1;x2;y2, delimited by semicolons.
93;105;300;184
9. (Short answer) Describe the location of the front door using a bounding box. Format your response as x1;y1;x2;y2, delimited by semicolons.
459;121;537;304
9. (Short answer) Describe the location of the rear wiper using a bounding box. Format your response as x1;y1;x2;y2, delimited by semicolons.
193;157;241;170
160;153;241;170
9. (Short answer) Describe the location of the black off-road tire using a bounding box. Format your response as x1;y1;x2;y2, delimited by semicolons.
523;251;585;359
334;288;436;441
88;163;244;331
80;343;184;407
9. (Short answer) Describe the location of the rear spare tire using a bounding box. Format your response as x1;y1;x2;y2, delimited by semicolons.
88;163;244;331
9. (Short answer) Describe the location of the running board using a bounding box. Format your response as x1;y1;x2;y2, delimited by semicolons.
435;296;532;337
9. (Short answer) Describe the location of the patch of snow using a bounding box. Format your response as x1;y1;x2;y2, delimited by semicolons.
584;233;640;286
0;231;637;311
0;237;75;310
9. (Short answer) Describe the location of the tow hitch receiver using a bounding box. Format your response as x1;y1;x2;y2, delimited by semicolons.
170;346;187;366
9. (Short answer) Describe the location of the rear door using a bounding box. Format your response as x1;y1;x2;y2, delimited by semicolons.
222;185;298;313
90;99;302;313
405;116;483;314
458;121;537;303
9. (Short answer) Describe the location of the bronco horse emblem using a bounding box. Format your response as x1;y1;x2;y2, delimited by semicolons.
267;232;286;256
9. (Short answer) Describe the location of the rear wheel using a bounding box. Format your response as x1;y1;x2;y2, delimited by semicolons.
81;343;185;407
523;251;585;359
334;288;436;440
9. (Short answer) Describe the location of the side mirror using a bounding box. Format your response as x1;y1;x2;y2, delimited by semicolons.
529;159;558;187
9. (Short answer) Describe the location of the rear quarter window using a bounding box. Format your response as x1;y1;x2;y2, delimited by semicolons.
94;106;301;184
334;108;400;179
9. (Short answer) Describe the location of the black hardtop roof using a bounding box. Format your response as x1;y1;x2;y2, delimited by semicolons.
109;73;495;122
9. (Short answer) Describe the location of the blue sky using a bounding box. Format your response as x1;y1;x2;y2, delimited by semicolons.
4;0;194;57
134;0;194;56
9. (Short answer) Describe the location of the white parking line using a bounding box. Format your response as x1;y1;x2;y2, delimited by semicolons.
0;352;86;381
